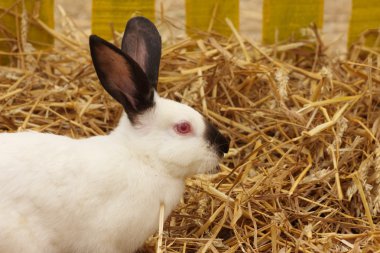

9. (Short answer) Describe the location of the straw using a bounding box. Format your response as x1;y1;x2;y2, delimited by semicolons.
1;9;380;252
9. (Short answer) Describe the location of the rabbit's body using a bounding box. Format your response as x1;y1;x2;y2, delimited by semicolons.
0;17;229;252
0;114;184;253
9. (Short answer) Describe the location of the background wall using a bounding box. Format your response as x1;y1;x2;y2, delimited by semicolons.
55;0;352;53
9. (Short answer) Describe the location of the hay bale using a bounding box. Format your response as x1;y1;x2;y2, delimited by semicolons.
1;13;380;252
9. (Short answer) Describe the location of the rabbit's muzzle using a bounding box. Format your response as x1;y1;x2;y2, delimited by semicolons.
204;120;230;157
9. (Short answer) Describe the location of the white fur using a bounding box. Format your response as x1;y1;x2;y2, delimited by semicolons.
0;93;221;253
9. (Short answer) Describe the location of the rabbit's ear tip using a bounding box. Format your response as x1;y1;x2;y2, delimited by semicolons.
128;16;154;25
89;35;119;56
89;35;104;46
125;17;159;35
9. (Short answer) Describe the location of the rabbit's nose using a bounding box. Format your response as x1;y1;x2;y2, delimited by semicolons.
220;135;230;154
214;132;229;157
204;120;230;157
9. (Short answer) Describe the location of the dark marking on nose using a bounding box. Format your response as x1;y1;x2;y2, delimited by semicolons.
204;119;230;157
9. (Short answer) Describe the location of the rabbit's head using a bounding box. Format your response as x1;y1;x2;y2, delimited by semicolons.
90;17;229;178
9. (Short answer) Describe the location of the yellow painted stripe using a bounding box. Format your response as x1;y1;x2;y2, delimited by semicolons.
186;0;239;36
0;0;54;64
91;0;155;40
26;0;55;47
262;0;324;44
348;0;380;46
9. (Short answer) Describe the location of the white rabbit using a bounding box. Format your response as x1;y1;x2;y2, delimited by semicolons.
0;17;229;253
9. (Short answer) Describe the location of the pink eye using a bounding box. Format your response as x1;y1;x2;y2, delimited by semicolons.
174;121;192;135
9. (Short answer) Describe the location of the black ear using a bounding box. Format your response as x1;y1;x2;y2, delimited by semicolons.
121;17;161;90
89;35;154;123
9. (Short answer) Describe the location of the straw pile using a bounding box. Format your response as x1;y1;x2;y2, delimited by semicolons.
1;12;380;252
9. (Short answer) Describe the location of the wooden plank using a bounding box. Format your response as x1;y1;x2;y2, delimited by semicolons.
26;0;55;47
262;0;324;44
91;0;155;40
186;0;239;36
0;0;54;64
348;0;380;46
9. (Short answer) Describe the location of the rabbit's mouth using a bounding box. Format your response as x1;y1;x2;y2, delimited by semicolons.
195;152;221;175
209;164;221;174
